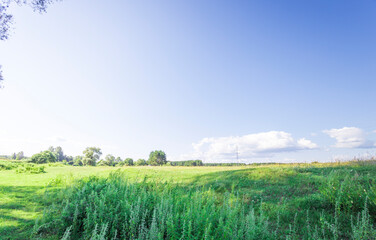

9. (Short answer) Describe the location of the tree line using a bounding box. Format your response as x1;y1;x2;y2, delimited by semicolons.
25;147;168;166
3;147;249;166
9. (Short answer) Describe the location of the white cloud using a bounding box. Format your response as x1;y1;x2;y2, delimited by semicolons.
183;131;318;163
323;127;375;148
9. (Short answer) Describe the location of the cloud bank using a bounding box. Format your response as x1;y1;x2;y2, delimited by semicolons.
323;127;375;148
185;131;317;163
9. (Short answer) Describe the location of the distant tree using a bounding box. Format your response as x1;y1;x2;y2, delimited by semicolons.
97;159;106;166
123;158;134;166
82;147;101;166
135;159;147;166
104;154;116;166
16;151;24;160
30;150;57;164
49;146;65;161
147;150;167;166
73;156;83;166
11;152;16;159
65;155;73;164
170;160;203;166
114;157;122;166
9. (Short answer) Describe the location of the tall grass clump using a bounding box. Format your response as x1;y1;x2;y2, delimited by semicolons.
319;169;376;215
32;168;376;239
351;200;376;239
33;171;277;240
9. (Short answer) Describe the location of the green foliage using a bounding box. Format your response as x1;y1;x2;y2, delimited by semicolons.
170;160;203;166
48;146;68;162
204;162;247;166
15;164;45;174
135;158;147;166
114;157;122;165
319;170;375;214
351;200;376;239
73;156;83;166
16;151;24;160
148;150;167;166
3;160;376;239
0;160;19;170
82;147;102;166
123;157;134;166
30;151;57;164
104;154;116;166
34;172;278;240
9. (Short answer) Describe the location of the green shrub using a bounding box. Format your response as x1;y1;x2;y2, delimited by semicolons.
30;151;57;164
16;164;45;174
135;159;147;166
0;161;19;170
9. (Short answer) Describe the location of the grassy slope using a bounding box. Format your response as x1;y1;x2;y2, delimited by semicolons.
0;160;375;239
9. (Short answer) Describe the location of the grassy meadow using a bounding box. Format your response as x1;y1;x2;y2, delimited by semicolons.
1;159;376;239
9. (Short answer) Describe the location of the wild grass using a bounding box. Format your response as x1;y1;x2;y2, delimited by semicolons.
0;159;20;170
34;171;278;240
1;159;376;239
15;164;46;174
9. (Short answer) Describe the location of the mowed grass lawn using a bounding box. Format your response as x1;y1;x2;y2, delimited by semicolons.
1;160;376;239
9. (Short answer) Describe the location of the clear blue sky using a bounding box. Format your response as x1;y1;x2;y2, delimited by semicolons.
0;0;375;162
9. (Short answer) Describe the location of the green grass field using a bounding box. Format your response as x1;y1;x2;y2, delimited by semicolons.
1;160;376;239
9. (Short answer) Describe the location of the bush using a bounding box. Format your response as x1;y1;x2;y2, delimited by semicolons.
16;164;45;174
0;161;19;170
123;158;134;166
135;159;147;166
30;151;57;164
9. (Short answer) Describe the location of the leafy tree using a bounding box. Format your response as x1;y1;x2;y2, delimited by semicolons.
147;150;167;166
123;158;134;166
1;0;60;86
82;147;101;166
16;151;24;160
1;0;59;40
135;159;147;166
97;159;106;166
65;155;73;164
49;146;65;161
104;154;116;166
11;153;16;159
73;156;83;166
30;151;57;164
114;157;122;166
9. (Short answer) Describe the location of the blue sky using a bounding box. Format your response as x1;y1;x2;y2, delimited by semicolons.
0;0;375;162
